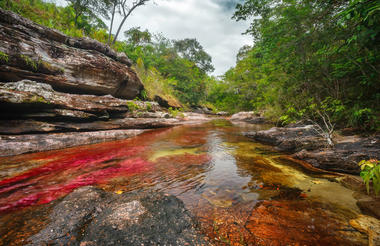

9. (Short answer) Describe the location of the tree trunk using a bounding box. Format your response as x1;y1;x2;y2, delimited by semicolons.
112;3;143;45
108;3;116;45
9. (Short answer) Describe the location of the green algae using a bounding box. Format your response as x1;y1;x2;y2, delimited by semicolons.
149;147;202;162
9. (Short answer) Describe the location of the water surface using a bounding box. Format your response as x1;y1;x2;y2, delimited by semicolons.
0;120;367;245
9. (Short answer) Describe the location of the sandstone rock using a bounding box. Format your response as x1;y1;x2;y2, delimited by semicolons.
230;111;266;124
0;80;160;119
244;125;380;174
0;129;146;157
0;8;143;99
28;187;209;246
349;215;380;245
246;200;367;245
357;199;380;219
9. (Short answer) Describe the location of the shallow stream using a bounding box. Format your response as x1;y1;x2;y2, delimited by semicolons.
0;120;368;245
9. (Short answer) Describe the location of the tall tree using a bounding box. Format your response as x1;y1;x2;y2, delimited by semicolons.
173;38;215;73
66;0;110;27
109;0;150;45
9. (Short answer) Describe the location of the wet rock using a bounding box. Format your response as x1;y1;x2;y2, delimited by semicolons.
230;111;266;124
246;200;367;245
28;187;209;246
357;199;380;219
245;125;380;174
349;215;380;245
0;129;145;156
0;8;143;99
0;118;179;135
244;125;325;151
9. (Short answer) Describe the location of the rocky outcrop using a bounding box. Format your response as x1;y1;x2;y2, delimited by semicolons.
0;80;184;156
28;186;209;246
0;8;142;99
244;125;380;174
230;111;266;124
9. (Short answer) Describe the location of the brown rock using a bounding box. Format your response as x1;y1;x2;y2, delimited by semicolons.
0;8;143;99
0;80;160;118
357;199;380;219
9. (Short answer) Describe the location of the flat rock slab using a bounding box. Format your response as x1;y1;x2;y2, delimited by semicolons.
0;129;146;157
244;125;380;174
27;186;209;246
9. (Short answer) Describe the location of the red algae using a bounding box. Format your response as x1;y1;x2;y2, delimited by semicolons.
0;122;371;246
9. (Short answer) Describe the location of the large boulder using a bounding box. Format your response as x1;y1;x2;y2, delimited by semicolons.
28;187;209;246
0;8;142;99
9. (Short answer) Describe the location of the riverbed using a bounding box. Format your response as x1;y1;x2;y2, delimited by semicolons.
0;120;369;245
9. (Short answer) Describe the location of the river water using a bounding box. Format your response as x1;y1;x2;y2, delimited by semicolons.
0;120;368;245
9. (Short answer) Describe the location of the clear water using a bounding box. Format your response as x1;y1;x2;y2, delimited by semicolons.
0;120;367;245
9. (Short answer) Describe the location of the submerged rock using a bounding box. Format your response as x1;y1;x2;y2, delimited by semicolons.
28;187;209;246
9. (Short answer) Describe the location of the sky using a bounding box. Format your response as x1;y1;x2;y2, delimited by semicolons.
58;0;252;76
111;0;252;76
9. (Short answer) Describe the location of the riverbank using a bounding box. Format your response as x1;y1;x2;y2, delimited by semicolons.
230;112;380;222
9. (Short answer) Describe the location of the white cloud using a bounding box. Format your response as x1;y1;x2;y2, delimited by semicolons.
110;0;252;75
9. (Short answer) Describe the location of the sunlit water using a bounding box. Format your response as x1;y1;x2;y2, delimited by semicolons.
0;120;368;245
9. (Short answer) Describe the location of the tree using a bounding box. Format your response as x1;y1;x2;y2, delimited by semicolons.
173;38;214;73
124;27;152;46
65;0;110;27
109;0;150;45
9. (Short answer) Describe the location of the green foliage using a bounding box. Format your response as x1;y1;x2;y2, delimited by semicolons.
358;159;380;196
126;101;140;112
20;55;39;71
146;102;152;112
208;0;379;130
1;0;215;108
173;38;214;73
168;107;184;118
0;51;8;63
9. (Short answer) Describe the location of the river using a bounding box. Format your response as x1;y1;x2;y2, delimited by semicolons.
0;120;367;245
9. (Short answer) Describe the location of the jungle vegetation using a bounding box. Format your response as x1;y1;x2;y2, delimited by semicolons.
0;0;379;130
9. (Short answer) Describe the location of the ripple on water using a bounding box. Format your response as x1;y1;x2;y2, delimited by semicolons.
0;120;375;245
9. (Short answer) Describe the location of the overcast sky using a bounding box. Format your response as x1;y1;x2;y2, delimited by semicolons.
114;0;252;76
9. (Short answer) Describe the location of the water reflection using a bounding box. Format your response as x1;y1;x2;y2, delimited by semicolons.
0;120;368;245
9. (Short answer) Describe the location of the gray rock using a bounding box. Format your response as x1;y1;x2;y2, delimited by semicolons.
28;187;210;246
244;125;380;174
230;111;266;124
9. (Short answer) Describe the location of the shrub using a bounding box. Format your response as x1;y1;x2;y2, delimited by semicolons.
0;51;9;63
358;159;380;196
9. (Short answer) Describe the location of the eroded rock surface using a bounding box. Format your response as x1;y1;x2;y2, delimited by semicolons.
0;129;146;156
0;8;142;99
28;187;209;246
0;80;182;156
244;125;380;174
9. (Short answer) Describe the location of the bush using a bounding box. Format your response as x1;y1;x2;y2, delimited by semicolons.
358;159;380;196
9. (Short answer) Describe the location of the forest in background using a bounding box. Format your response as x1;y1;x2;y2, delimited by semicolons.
0;0;379;131
209;0;380;131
